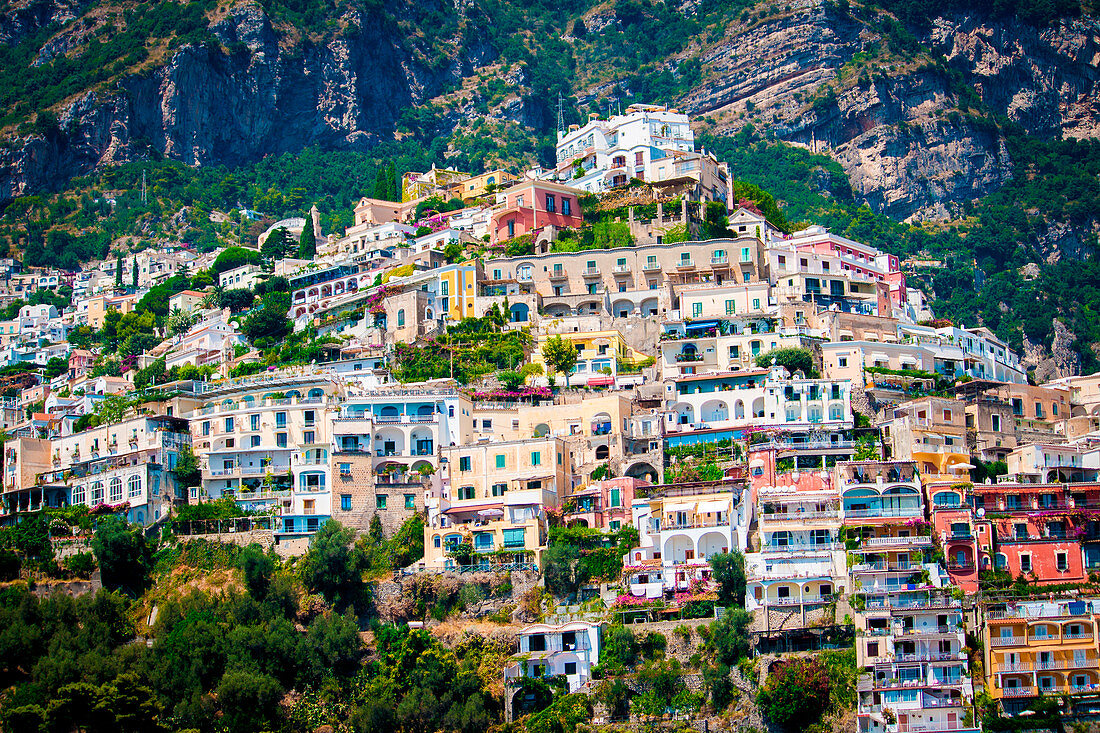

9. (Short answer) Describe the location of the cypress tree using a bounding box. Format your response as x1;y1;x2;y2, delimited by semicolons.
298;223;316;259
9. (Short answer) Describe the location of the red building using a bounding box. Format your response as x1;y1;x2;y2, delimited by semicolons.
926;479;979;592
970;482;1099;585
563;477;650;532
491;181;584;244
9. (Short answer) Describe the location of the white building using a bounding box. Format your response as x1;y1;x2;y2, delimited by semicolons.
505;622;604;693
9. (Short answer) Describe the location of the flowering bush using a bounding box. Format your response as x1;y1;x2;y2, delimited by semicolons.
468;386;553;402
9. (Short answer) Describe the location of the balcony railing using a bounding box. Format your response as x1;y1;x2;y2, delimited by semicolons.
991;636;1024;647
861;535;933;548
675;352;704;362
643;262;661;270
1002;686;1036;698
759;510;841;521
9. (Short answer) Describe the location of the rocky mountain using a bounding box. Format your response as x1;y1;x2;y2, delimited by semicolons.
1;0;1099;374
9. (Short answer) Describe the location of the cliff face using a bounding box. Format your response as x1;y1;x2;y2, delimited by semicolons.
1;0;1099;222
0;1;485;198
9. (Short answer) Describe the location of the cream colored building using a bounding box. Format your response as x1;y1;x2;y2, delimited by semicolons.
190;373;345;538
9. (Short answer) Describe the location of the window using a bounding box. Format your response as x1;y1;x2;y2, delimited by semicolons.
397;309;405;327
457;486;475;500
202;421;210;436
404;494;416;510
376;495;387;509
225;438;235;448
545;194;555;213
250;414;259;431
777;586;791;598
304;410;315;427
73;484;86;504
1057;552;1068;571
460;456;471;471
1020;554;1032;572
495;454;506;469
564;662;577;675
250;435;261;448
276;432;287;448
610;487;621;507
838;357;848;368
91;482;104;503
725;299;736;315
128;475;141;497
752;298;761;310
276;412;287;429
531;451;541;466
109;477;123;503
561;197;571;216
507;220;515;238
492;483;507;497
341;494;352;511
224;417;234;432
339;462;351;475
943;409;952;421
992;414;1001;432
692;302;702;318
741;246;751;262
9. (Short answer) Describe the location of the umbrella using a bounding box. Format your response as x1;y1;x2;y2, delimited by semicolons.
950;463;975;471
478;508;504;517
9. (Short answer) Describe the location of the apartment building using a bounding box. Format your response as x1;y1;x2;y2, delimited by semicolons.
623;477;750;598
421;437;574;570
971;481;1090;584
1006;443;1100;484
663;366;854;447
504;622;604;698
191;374;344;538
983;599;1100;713
927;481;980;593
856;591;974;733
953;380;1071;461
487;235;768;319
881;398;971;482
2;414;191;527
490;180;585;245
658;315;810;378
530;330;651;386
563;477;648;532
838;461;946;596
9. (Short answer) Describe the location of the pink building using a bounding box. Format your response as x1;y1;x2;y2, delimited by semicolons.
491;181;584;244
564;477;650;531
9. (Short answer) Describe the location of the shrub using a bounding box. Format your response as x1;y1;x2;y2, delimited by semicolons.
62;551;96;579
757;657;830;732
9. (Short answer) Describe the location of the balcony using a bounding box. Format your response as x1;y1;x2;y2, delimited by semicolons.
711;256;729;265
613;264;631;274
845;507;923;519
1002;686;1036;698
674;352;704;363
759;510;841;522
643;262;661;271
991;636;1024;647
861;535;933;548
582;267;601;278
549;270;568;280
676;259;695;269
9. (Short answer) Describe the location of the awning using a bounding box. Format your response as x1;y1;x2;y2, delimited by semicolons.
749;458;766;468
444;502;503;514
478;508;504;517
662;501;697;513
696;499;730;514
588;376;614;387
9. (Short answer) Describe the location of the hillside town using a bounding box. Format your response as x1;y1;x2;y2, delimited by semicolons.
5;103;1100;732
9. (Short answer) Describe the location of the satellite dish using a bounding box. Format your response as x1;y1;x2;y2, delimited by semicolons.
977;508;986;518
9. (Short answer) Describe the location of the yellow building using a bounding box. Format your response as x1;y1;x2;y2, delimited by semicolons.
433;262;481;322
881;397;971;482
532;330;650;385
401;166;469;202
984;599;1100;705
453;169;516;200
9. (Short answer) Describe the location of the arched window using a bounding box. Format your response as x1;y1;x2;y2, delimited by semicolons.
595;445;610;460
90;482;104;504
72;485;86;505
109;477;123;503
397;309;405;327
128;475;142;498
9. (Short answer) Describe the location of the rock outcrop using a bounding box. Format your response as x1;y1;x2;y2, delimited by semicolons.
0;0;491;198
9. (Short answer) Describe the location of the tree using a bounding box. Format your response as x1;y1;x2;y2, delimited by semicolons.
241;307;292;346
213;246;262;275
167;307;198;337
298;223;316;259
710;551;746;607
542;542;589;599
700;201;732;239
757;657;830;732
131;256;139;289
94;394;131;426
173;445;201;488
238;543;275;600
542;336;578;387
114;252;124;289
218;288;256;313
754;346;817;377
215;670;284;733
91;516;153;593
710;609;752;666
300;519;364;610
